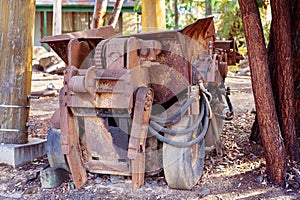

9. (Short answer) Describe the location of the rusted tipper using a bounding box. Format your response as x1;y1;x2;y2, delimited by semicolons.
41;17;239;191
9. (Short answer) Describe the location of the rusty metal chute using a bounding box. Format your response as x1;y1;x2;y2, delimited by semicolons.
40;26;116;65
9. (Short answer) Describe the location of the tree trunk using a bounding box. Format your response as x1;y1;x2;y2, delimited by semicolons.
249;0;300;161
0;0;35;144
174;0;179;29
206;0;212;16
91;0;108;28
291;0;300;150
52;0;62;36
108;0;124;28
238;0;286;184
269;0;299;161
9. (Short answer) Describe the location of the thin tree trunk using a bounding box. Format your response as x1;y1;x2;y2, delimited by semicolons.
238;0;286;184
52;0;62;36
174;0;179;29
206;0;212;16
249;22;276;145
91;0;107;28
108;0;124;28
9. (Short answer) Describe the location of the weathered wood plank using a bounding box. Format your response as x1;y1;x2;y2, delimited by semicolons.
0;0;35;144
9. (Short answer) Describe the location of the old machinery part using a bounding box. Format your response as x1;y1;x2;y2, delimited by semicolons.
214;87;234;121
149;93;210;148
162;113;206;189
40;16;241;191
46;127;69;171
127;87;153;191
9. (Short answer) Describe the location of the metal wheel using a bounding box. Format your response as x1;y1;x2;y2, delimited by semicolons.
163;115;205;190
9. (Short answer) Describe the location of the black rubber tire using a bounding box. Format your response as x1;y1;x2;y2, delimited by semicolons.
163;115;205;190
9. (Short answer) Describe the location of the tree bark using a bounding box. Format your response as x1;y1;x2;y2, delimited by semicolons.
291;0;300;147
91;0;108;28
206;0;212;16
0;0;35;144
269;0;299;161
108;0;124;28
249;115;261;144
238;0;286;184
52;0;62;36
174;0;179;29
249;0;300;161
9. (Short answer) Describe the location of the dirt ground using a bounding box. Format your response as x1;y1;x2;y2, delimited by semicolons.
0;72;300;200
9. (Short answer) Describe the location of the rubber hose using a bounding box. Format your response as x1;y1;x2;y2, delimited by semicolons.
215;93;234;121
215;113;234;121
150;97;204;136
148;98;210;148
150;96;195;124
225;94;234;113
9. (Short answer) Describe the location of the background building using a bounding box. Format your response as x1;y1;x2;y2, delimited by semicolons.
35;0;141;46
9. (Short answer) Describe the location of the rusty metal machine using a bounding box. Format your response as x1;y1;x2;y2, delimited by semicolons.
41;17;236;191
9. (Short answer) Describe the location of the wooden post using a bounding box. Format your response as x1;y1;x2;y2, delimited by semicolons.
52;0;62;36
142;0;166;32
0;0;35;144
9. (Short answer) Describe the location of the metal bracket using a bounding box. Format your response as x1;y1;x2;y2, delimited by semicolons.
127;87;153;191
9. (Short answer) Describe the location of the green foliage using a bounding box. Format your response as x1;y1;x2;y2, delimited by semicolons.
165;0;198;29
262;21;271;45
134;0;198;30
165;0;175;29
258;4;271;45
133;0;270;49
215;0;245;47
215;0;271;53
228;65;240;74
133;0;141;12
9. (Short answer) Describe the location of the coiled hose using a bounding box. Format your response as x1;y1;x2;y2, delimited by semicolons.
148;93;211;148
150;96;195;124
149;98;205;136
